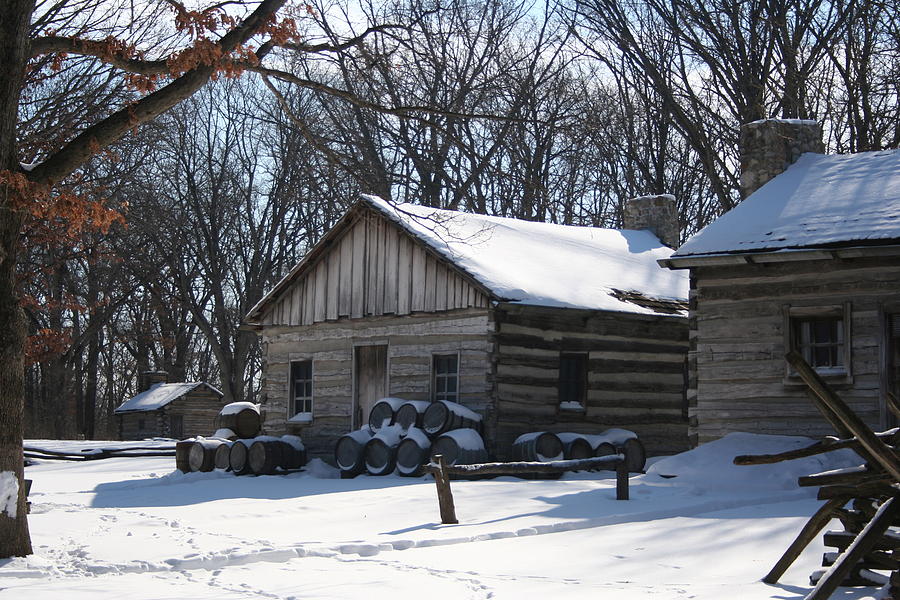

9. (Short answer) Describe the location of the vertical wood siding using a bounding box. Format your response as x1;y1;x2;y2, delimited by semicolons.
263;211;489;326
691;256;900;444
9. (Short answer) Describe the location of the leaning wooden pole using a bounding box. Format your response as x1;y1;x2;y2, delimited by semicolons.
805;496;900;600
432;455;458;525
763;497;848;584
786;351;900;482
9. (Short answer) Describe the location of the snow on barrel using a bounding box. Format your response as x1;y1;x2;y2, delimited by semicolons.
557;433;594;460
394;400;431;436
430;428;488;466
396;428;431;476
364;424;404;476
188;438;226;472
368;397;408;433
422;400;482;437
511;431;564;462
582;429;645;472
215;402;261;439
334;427;374;477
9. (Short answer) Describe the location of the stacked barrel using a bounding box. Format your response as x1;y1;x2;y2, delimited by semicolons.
175;402;308;475
334;398;487;477
511;428;646;472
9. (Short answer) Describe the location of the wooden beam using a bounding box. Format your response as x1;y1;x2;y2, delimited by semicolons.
424;454;624;477
432;455;458;525
734;430;899;466
763;497;847;584
786;351;900;482
806;496;900;600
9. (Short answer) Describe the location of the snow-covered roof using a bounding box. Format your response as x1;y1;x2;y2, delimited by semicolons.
114;382;223;414
672;149;900;258
364;196;688;315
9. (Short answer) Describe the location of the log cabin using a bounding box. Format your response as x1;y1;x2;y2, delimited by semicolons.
244;195;690;460
114;371;225;440
660;119;900;446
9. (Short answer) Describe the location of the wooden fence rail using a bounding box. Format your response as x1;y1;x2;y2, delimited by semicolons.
424;453;628;524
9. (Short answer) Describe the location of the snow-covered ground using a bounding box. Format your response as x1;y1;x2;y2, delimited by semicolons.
2;433;887;599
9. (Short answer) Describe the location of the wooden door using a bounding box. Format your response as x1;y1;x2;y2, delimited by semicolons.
354;345;387;428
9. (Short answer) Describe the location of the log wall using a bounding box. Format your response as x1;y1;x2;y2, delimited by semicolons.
260;310;493;459
261;210;490;326
490;303;689;458
691;255;900;444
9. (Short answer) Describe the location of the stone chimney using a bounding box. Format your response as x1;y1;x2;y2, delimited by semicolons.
740;119;824;199
623;194;679;248
140;370;168;392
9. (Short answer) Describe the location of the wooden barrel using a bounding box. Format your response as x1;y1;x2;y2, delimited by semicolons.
248;439;286;475
215;402;261;439
394;400;431;436
396;428;431;476
280;435;307;469
188;439;224;472
229;440;253;475
214;441;233;470
594;441;617;458
431;428;488;466
422;400;483;437
334;428;373;477
511;432;564;462
364;426;404;476
175;439;195;473
620;437;646;472
368;398;407;432
558;433;593;460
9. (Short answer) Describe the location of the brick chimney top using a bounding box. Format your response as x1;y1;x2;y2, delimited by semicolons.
623;194;679;248
140;370;169;392
740;119;824;199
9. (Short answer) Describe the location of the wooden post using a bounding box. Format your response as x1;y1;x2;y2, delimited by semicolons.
432;454;458;525
786;351;900;482
806;496;900;600
616;459;629;500
763;497;846;584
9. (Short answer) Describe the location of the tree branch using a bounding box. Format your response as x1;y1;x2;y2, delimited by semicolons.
27;0;287;186
30;36;169;76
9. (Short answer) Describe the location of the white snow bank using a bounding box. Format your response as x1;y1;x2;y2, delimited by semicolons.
647;432;860;493
0;471;18;518
219;401;259;416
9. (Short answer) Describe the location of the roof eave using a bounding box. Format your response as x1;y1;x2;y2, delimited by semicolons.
659;242;900;269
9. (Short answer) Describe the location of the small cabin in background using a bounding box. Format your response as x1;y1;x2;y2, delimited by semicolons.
661;119;900;445
114;371;225;440
244;195;690;460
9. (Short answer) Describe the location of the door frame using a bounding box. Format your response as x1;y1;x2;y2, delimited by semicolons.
879;302;900;430
351;340;389;430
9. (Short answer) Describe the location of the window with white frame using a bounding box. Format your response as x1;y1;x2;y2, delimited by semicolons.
432;354;459;402
785;304;851;378
289;360;313;421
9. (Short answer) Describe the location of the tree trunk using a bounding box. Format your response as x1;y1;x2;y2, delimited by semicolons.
0;0;36;558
